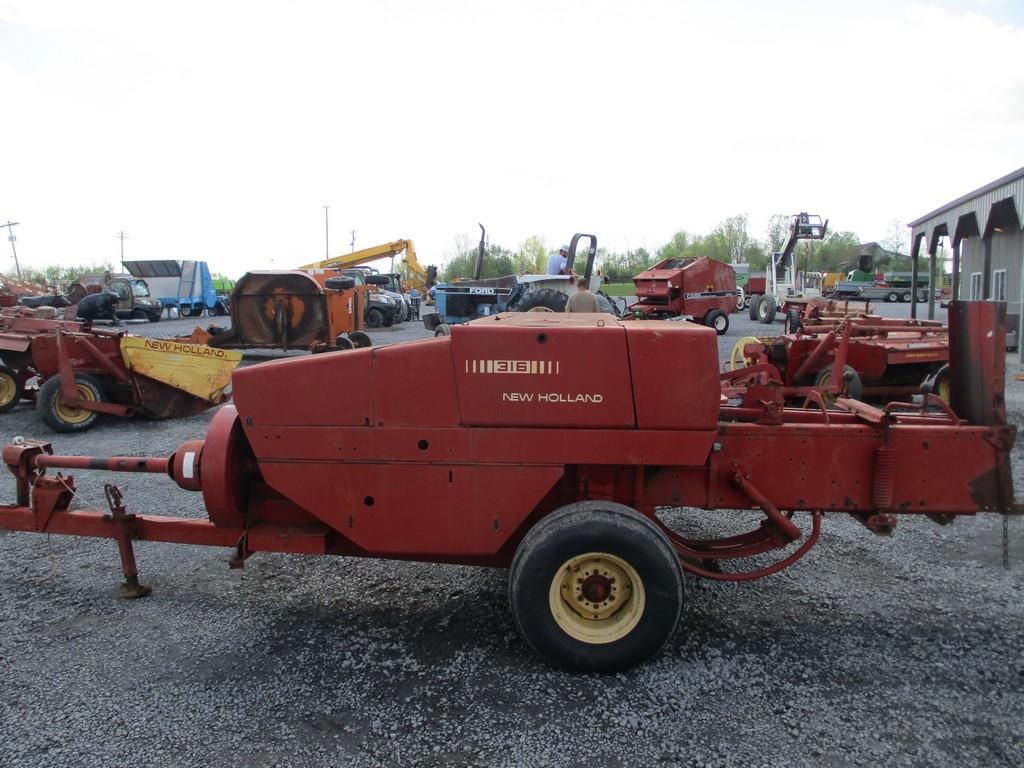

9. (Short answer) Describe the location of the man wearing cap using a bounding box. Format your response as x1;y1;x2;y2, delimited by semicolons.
546;244;571;275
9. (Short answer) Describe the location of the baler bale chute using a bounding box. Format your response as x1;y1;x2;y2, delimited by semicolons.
0;302;1018;672
197;270;371;352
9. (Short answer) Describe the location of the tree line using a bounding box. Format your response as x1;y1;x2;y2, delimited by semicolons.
441;215;913;282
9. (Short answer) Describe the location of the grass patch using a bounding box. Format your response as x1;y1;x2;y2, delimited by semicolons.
601;282;636;297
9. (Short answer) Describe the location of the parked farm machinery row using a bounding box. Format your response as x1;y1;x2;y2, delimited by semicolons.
723;308;950;405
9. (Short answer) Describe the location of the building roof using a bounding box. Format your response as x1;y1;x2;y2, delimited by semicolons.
909;165;1024;227
909;166;1024;252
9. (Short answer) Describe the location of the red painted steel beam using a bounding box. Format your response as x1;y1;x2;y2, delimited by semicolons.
0;505;328;555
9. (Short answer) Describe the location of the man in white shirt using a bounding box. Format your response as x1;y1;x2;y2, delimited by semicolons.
545;244;571;275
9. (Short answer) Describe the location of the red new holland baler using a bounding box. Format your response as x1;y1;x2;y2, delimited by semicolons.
1;303;1018;671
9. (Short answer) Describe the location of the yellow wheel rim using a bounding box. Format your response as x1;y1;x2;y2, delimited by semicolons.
936;377;950;403
815;368;847;405
0;373;16;408
548;552;645;644
729;336;762;370
527;306;555;313
54;383;97;425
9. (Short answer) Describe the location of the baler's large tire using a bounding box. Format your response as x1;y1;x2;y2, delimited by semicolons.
515;288;567;313
37;374;106;433
0;365;23;413
757;294;777;324
748;295;761;321
814;364;863;405
509;501;683;673
704;309;729;335
364;308;384;329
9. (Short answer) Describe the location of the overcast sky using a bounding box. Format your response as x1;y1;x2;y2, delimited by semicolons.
1;0;1022;277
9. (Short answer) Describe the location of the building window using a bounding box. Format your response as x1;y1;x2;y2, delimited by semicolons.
993;269;1007;302
970;272;983;300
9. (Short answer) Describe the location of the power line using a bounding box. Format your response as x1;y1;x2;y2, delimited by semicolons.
1;221;20;278
324;206;330;260
117;231;129;271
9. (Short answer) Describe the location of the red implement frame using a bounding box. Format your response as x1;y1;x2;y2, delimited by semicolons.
0;303;1017;595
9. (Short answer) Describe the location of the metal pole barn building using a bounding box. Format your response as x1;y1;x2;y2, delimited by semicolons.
908;165;1024;365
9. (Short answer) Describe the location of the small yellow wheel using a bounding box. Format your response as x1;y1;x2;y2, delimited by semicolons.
54;383;98;425
931;364;951;403
729;336;762;370
38;374;106;432
0;365;22;413
527;306;555;313
548;552;645;644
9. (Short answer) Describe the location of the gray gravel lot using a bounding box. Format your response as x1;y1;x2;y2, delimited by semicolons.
1;307;1021;768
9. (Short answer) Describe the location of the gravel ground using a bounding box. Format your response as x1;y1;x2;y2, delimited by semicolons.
0;308;1021;768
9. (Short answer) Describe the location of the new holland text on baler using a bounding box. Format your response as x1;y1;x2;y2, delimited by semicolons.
0;302;1018;671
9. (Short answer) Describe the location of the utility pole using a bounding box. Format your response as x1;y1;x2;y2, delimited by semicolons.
323;206;330;259
117;231;129;271
1;221;20;278
350;230;356;253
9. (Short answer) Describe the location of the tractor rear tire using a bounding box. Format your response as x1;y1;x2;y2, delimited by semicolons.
37;374;106;433
748;295;761;321
364;308;384;329
757;294;777;324
0;365;23;413
784;309;802;334
515;288;567;313
509;501;684;672
704;309;729;335
348;332;372;349
814;364;863;404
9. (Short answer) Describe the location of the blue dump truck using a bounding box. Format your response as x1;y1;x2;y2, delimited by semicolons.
123;260;228;317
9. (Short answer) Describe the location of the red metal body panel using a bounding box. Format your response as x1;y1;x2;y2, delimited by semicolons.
452;318;635;428
625;322;720;430
233;347;375;426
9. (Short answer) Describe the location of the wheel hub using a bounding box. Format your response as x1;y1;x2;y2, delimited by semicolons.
548;552;645;643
